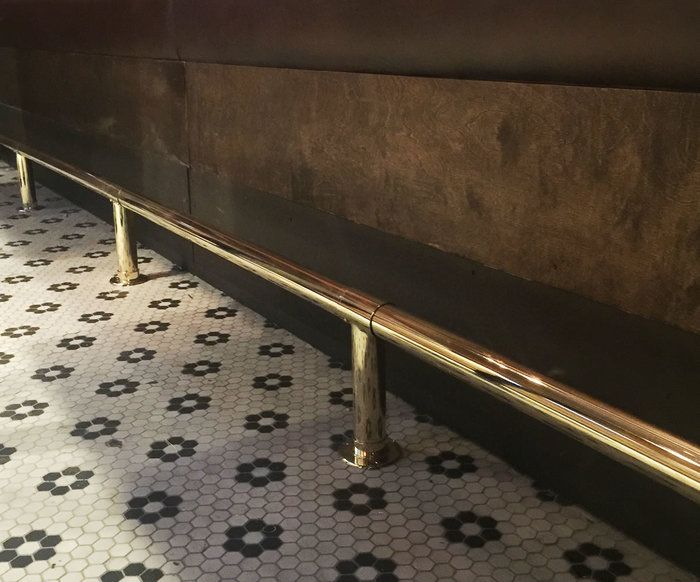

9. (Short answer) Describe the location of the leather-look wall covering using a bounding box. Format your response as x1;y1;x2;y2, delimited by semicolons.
186;64;700;333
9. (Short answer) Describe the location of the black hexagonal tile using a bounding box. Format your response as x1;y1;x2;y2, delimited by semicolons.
124;490;182;524
37;466;94;496
425;450;477;478
70;417;120;440
147;437;198;463
223;519;283;557
236;458;287;487
333;483;388;516
441;510;502;549
166;393;211;414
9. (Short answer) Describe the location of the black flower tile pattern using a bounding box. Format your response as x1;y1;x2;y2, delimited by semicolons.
57;334;96;350
333;483;387;516
169;279;198;290
425;450;477;478
0;400;49;420
3;274;32;284
441;510;502;549
224;519;283;557
335;552;398;582
147;437;198;463
148;298;180;310
26;301;61;313
204;306;237;319
124;491;182;524
70;417;120;440
244;410;289;433
258;342;295;357
0;443;16;465
0;352;14;365
166;393;211;414
235;458;287;487
329;386;354;408
96;379;139;397
2;324;39;338
134;320;170;335
47;281;79;292
6;239;30;247
31;364;74;382
84;250;110;258
97;290;128;301
252;372;293;391
0;529;62;569
0;162;691;582
44;244;69;253
181;360;221;376
193;331;229;345
37;466;94;496
67;264;95;274
100;563;164;581
78;310;113;323
117;347;156;363
564;543;633;581
330;429;354;452
24;258;53;267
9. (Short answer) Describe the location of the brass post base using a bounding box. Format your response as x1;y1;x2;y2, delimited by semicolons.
339;439;402;469
18;205;40;213
109;273;147;286
16;152;38;212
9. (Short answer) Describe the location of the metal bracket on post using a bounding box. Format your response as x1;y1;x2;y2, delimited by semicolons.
110;200;146;286
339;324;402;469
16;152;39;212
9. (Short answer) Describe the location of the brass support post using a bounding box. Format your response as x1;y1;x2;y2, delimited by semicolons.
339;324;401;468
110;201;145;285
16;152;38;211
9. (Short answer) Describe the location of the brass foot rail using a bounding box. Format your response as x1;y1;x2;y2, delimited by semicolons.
3;138;699;501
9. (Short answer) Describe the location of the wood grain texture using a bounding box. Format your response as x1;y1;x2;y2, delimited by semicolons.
6;49;187;163
187;64;700;332
173;0;700;91
0;0;177;60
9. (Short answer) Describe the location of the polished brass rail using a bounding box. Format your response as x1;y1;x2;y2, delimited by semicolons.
4;137;700;502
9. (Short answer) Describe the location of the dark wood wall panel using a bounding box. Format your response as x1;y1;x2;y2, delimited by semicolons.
9;50;187;163
187;64;700;333
0;49;20;107
0;48;190;213
0;0;177;59
1;1;699;90
173;0;700;91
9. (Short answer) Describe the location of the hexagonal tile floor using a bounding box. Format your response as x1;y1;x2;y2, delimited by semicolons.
0;160;694;581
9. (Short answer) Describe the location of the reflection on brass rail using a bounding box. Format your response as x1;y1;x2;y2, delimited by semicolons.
3;137;699;502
